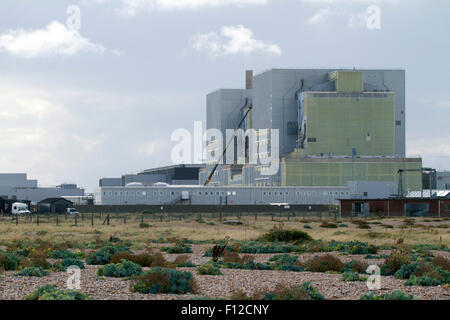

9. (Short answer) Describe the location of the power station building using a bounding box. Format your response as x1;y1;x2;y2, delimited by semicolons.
97;68;428;207
200;69;422;192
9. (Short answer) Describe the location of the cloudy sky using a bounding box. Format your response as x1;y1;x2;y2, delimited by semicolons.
0;0;449;192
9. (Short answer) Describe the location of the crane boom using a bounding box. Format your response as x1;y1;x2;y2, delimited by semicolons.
204;99;252;186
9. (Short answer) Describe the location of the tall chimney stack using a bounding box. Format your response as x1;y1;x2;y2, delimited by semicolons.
245;70;253;89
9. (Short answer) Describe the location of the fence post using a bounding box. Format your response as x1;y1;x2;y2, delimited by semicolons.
56;215;59;226
107;214;110;225
124;216;126;224
16;215;18;225
141;215;144;223
91;214;94;226
271;213;274;221
37;214;39;226
287;212;290;221
75;215;78;226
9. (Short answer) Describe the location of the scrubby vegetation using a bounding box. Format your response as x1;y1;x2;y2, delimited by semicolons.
97;259;143;278
86;245;131;265
16;266;50;277
0;252;20;270
160;245;193;254
196;262;222;275
231;282;324;300
360;290;414;300
110;251;173;268
25;284;91;300
305;254;344;273
131;268;196;294
341;272;367;282
258;226;312;242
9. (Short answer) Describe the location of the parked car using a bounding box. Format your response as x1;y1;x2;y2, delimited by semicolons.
12;202;31;215
66;208;79;215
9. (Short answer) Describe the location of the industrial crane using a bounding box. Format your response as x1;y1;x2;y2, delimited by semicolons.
204;99;252;186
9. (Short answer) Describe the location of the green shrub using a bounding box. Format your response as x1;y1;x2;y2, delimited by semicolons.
111;251;173;268
381;251;411;275
306;254;344;273
160;245;193;254
26;284;91;300
404;267;449;286
341;272;366;282
320;222;338;229
97;259;143;278
240;244;303;254
269;254;299;265
57;258;85;270
174;255;196;267
344;260;369;274
86;245;131;265
131;268;196;294
139;222;150;228
0;252;20;270
338;224;348;228
259;226;312;242
432;256;450;271
322;241;378;255
197;262;222;275
264;282;324;300
394;262;420;279
303;225;312;229
48;249;80;260
361;290;413;300
16;266;50;277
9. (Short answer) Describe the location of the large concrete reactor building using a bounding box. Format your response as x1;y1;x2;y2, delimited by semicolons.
201;68;422;191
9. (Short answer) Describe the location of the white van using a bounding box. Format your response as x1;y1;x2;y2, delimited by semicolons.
12;202;31;215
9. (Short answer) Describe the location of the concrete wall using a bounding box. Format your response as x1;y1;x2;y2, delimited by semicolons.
281;157;422;190
299;92;395;156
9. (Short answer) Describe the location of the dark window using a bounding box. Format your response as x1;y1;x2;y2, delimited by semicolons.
396;120;402;126
363;192;368;197
287;122;298;135
307;137;317;142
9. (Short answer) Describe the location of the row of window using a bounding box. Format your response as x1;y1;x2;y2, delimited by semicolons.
104;190;349;198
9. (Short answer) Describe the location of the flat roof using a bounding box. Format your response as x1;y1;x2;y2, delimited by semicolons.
139;164;205;175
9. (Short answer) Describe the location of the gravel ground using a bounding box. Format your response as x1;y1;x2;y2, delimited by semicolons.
1;247;449;300
1;266;448;300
